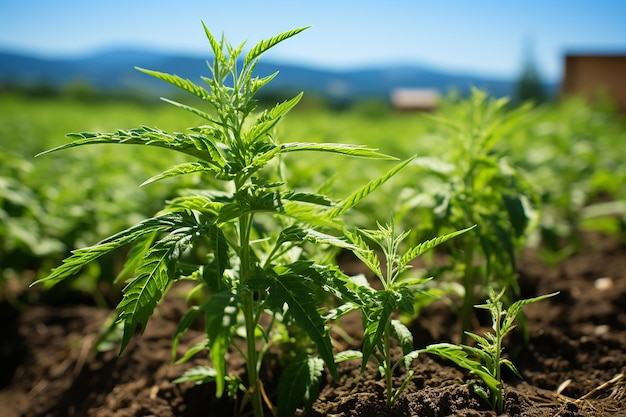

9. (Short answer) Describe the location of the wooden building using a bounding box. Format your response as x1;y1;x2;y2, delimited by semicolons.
561;54;626;112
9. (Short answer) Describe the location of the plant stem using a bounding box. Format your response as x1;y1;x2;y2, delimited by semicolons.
460;242;475;344
493;300;503;413
384;318;393;407
239;212;264;417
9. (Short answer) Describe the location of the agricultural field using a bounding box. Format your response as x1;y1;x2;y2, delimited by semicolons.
1;28;625;417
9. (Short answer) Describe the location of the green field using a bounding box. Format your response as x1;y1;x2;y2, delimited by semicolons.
1;91;625;302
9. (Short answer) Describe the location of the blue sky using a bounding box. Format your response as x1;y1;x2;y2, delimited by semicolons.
1;1;625;81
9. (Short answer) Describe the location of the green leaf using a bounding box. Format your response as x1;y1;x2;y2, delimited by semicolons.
166;195;222;216
141;161;219;186
420;343;500;393
277;354;324;417
248;71;279;96
172;306;203;362
399;225;475;267
329;156;415;218
160;97;217;124
136;67;211;100
117;225;199;353
300;229;361;251
203;291;239;397
201;21;226;64
334;349;363;363
361;290;397;371
244;27;310;67
503;292;559;332
267;270;337;380
501;358;522;379
280;142;396;159
244;93;303;145
281;191;334;207
36;127;220;163
280;200;343;230
31;212;187;287
115;232;157;284
174;338;211;365
343;229;382;279
173;366;217;384
502;194;529;238
391;319;413;356
205;225;231;290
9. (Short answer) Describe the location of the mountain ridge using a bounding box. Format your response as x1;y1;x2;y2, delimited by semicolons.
0;47;557;99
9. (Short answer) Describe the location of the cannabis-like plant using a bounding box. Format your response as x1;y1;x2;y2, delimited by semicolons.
420;288;557;413
32;23;410;417
343;218;473;406
405;89;539;341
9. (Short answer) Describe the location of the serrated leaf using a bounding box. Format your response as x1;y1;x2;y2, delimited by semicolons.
201;21;226;64
501;358;522;379
391;319;413;356
36;127;220;162
174;338;211;365
136;67;211;100
173;366;217;384
334;350;363;363
204;225;230;290
280;200;343;230
141;161;219;186
281;191;334;207
277;354;324;417
248;71;279;96
503;292;559;332
166;195;222;216
361;290;397;372
301;229;361;251
115;232;157;284
399;225;475;267
244;93;303;145
420;343;500;393
267;271;337;380
329;156;415;218
280;142;396;159
244;27;309;67
343;228;382;279
31;212;187;287
117;224;199;353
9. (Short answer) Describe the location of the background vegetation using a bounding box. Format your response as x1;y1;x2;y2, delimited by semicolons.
1;89;625;307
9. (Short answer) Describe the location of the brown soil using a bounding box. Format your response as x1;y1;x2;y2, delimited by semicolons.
1;233;625;417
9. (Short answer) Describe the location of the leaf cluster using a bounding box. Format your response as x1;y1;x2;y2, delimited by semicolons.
343;219;474;406
30;23;412;417
420;288;558;413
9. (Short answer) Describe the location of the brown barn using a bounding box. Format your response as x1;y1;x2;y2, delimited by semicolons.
561;54;626;112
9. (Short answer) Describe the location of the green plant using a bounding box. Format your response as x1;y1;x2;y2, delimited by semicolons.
31;23;411;417
343;218;473;407
406;89;540;340
420;288;558;413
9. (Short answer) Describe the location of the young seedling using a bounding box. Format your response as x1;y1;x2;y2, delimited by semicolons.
420;288;558;414
343;218;474;407
31;23;412;417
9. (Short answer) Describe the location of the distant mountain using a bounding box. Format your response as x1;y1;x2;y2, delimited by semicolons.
0;48;555;100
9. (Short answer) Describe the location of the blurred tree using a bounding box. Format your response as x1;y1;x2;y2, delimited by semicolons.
515;39;545;104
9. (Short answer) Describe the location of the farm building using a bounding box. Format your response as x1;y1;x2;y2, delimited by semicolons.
561;54;626;112
390;88;440;112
